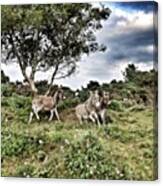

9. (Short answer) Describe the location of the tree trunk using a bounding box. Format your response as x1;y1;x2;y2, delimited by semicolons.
28;78;38;95
45;64;59;96
21;68;38;96
9;31;38;96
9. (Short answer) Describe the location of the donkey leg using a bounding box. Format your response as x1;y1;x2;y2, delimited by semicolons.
77;115;83;125
92;112;101;127
100;110;106;125
54;108;61;122
89;114;96;123
79;117;83;125
33;109;40;120
28;111;34;124
49;109;54;121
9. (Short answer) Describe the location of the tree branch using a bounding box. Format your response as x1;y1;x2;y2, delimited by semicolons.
45;62;60;95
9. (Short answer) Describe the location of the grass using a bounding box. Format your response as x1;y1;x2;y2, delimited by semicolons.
1;95;157;180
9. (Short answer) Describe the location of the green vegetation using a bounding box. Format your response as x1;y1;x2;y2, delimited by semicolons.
1;3;157;180
1;96;157;180
1;65;157;180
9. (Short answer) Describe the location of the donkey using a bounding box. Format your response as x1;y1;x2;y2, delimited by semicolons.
28;87;64;123
96;91;111;125
75;90;101;126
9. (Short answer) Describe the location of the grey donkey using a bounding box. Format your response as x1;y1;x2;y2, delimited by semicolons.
75;90;101;126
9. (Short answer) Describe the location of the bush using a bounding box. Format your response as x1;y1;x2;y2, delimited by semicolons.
1;131;47;157
15;164;35;177
2;94;31;122
122;99;135;108
109;100;123;111
50;131;70;144
64;132;122;179
64;131;143;180
129;105;145;112
33;156;68;178
1;84;14;97
65;132;105;179
2;132;30;157
58;98;79;111
104;125;137;143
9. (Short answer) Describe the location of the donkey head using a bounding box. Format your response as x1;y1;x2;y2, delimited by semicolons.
91;90;101;108
53;85;65;104
102;91;110;106
57;86;65;100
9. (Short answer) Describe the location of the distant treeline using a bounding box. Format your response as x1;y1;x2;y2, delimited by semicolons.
1;64;157;106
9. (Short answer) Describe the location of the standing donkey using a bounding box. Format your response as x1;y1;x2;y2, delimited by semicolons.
28;87;64;123
96;91;111;125
75;90;101;126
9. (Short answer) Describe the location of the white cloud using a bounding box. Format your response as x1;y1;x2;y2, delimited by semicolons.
136;45;154;54
96;6;154;44
135;61;153;71
1;63;24;82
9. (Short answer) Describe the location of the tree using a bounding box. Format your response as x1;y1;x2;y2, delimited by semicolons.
123;64;137;82
1;4;111;95
110;79;117;84
87;80;100;90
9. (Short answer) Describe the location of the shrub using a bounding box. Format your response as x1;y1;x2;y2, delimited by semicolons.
120;89;130;98
104;125;138;143
50;132;66;143
129;105;145;112
64;132;121;179
109;100;123;111
33;156;68;178
58;98;79;111
1;131;47;157
34;167;52;178
122;99;135;108
48;130;71;147
15;164;35;177
2;132;29;157
2;94;31;122
65;132;105;179
1;84;14;97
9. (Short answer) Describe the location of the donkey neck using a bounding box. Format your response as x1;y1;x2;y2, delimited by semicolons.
85;94;96;112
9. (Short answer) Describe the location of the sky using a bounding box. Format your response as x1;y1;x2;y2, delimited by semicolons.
1;1;158;90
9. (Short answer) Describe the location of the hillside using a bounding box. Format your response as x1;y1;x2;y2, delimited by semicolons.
1;65;158;180
1;93;157;180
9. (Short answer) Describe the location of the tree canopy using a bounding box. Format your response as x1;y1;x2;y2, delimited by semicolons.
1;4;111;94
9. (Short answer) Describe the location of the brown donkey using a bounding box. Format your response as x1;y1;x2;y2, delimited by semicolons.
28;87;64;123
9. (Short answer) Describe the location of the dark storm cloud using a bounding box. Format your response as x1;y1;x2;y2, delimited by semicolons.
106;27;155;63
109;1;157;13
113;28;154;47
